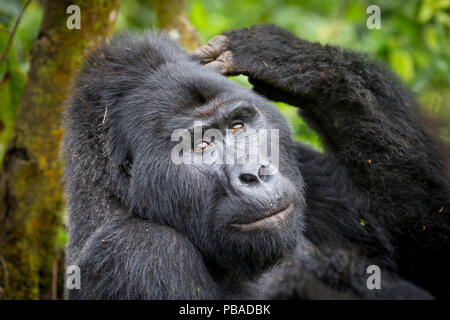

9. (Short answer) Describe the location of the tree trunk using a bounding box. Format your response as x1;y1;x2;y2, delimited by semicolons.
154;0;200;51
0;0;119;300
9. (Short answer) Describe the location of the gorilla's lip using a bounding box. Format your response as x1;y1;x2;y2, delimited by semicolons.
231;202;295;231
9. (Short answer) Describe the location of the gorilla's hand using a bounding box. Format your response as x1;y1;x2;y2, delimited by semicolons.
192;35;244;75
192;25;305;92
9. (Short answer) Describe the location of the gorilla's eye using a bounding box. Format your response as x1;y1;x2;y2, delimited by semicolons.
230;122;244;133
194;141;210;151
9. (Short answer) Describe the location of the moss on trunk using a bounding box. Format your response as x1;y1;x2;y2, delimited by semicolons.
0;0;119;300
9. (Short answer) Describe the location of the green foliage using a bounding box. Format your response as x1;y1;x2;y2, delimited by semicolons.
0;0;42;161
115;0;155;32
0;29;23;162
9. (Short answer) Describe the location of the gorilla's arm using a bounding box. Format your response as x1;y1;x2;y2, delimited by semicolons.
68;218;220;299
256;240;433;300
193;24;449;296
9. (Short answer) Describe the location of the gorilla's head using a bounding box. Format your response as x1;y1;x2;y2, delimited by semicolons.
67;33;305;281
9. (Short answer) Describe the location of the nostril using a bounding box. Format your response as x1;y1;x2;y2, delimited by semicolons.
239;173;259;185
258;165;275;182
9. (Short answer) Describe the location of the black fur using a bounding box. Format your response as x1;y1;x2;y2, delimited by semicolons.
64;25;449;299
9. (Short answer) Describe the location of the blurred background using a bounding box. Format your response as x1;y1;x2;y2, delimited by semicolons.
0;0;448;299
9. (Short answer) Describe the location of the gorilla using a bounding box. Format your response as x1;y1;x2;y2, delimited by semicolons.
63;24;449;299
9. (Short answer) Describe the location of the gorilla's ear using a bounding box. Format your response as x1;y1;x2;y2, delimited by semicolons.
191;87;209;107
122;152;133;176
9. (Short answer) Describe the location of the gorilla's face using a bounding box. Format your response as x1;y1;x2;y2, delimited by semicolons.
118;62;305;280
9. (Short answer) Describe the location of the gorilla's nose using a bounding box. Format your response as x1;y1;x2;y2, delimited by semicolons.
232;163;280;192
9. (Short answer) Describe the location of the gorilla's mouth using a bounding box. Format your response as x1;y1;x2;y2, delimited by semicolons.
231;202;295;231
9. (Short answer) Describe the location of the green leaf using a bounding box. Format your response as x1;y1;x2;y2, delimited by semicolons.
389;49;415;82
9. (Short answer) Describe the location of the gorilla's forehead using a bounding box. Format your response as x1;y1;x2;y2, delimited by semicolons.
130;60;281;131
192;98;237;118
191;97;254;119
150;60;256;106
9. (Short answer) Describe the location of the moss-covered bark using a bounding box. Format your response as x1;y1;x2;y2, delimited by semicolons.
0;0;119;300
154;0;200;51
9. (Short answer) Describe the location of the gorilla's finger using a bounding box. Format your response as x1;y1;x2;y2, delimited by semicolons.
206;35;229;50
192;35;229;64
205;50;244;76
204;50;231;74
205;60;227;74
192;46;217;64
